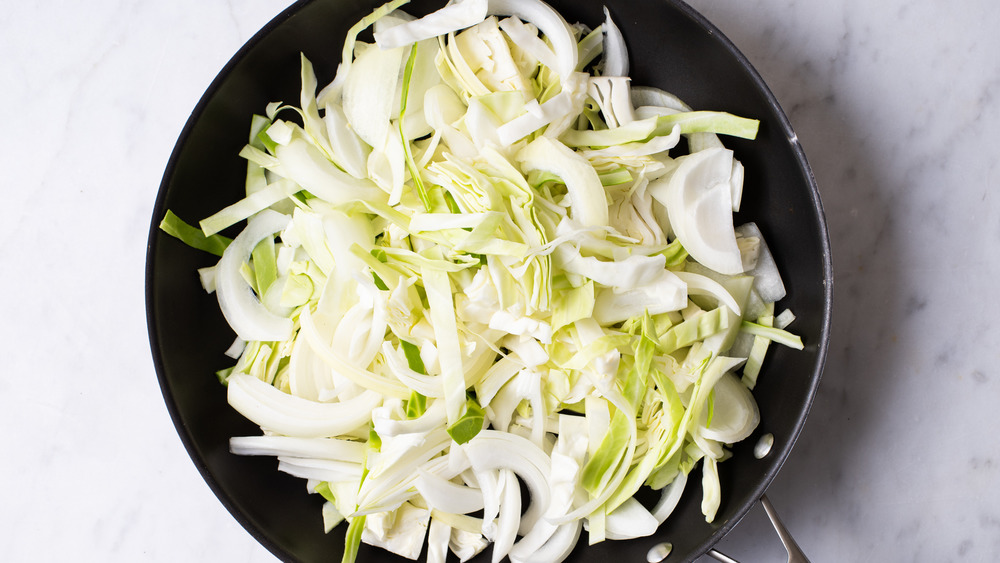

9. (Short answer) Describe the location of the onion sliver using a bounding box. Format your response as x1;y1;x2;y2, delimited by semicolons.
276;456;363;482
600;7;628;77
227;373;381;438
492;469;522;563
653;148;743;275
215;210;293;342
602;497;658;540
651;471;688;524
414;468;486;514
464;431;552;534
230;435;366;462
487;0;578;80
698;372;760;444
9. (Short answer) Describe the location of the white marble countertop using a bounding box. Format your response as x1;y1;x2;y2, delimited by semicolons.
3;0;998;561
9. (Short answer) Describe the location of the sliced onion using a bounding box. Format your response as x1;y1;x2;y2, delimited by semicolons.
415;468;486;514
426;517;452;563
323;102;371;179
223;336;245;359
674;271;742;315
497;16;560;73
299;307;411;398
478;469;501;539
492;469;521;563
631;85;688;112
736;222;787;303
215;210;292;342
553;245;666;289
381;341;445;398
600;7;628;77
602;497;658;540
651;148;743;275
487;0;578;80
287;330;323;401
373;398;447;438
342;41;403;150
651;470;688;524
358;429;453;512
697;372;760;443
510;520;580;563
475;355;523;407
592;269;687;323
226;373;381;438
451;528;490;562
229;435;366;462
463;430;552;533
509;415;587;561
273;137;384;205
276;456;363;482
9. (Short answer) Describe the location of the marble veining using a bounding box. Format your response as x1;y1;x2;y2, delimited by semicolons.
2;0;998;561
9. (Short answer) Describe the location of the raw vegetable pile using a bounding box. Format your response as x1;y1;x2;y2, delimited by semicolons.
160;0;803;561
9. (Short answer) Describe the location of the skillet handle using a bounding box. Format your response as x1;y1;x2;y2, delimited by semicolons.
706;494;810;563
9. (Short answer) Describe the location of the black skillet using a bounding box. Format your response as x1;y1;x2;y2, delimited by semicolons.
146;0;833;560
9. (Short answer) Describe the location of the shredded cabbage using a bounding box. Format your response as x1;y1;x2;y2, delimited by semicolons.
160;1;804;561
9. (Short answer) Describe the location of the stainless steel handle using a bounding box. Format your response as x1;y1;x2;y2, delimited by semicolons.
707;549;740;563
707;494;810;563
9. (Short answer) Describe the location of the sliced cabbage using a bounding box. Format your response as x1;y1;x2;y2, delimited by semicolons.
375;0;489;49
